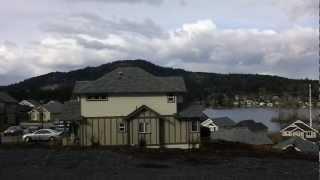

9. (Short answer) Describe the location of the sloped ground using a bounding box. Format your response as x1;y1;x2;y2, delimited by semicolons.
0;145;318;180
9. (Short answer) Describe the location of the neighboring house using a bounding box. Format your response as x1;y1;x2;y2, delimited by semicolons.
235;120;268;133
28;101;64;122
280;120;318;140
0;92;18;127
73;66;201;148
19;99;40;108
201;109;236;132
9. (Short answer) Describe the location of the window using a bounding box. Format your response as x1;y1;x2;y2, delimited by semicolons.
87;95;108;101
139;122;148;133
167;95;175;103
191;121;199;132
119;123;126;133
35;130;50;134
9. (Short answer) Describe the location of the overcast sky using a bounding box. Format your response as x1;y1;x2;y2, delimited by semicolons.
0;0;318;85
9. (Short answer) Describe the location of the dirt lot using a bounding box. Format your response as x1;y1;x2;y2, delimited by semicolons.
0;145;318;180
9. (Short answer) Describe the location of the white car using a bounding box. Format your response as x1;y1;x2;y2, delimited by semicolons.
22;129;62;142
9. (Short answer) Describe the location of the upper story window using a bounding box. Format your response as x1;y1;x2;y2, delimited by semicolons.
167;95;175;103
87;95;108;101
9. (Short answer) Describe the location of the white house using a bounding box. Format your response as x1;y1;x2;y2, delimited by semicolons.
280;120;318;140
201;109;236;132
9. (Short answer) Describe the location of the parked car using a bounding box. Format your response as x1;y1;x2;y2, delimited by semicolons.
22;129;63;142
3;126;23;136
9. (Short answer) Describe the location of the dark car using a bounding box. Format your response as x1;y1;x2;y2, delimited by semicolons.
3;126;23;136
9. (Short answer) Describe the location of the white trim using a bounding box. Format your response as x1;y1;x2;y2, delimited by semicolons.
280;120;319;133
164;144;200;149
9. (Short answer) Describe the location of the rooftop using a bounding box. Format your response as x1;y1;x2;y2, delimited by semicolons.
73;67;186;94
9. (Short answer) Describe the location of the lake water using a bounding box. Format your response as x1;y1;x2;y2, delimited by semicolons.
207;108;320;132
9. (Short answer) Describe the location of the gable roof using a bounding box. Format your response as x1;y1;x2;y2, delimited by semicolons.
0;92;17;103
211;117;236;127
73;67;187;94
281;120;318;133
235;120;268;132
43;101;64;114
178;103;206;119
124;105;160;120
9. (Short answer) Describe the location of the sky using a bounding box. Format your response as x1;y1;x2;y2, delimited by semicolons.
0;0;318;85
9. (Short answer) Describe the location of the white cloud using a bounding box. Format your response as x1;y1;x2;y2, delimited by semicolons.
0;15;318;85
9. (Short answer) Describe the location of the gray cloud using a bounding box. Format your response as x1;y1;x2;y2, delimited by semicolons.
68;0;164;5
41;13;165;39
0;16;318;85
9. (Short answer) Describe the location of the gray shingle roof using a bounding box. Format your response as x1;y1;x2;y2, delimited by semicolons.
43;101;64;114
211;127;273;145
73;67;187;94
211;117;236;127
179;104;206;119
60;100;81;121
0;92;17;103
273;137;319;154
235;120;268;132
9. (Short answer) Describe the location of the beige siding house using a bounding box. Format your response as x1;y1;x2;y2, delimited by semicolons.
73;67;202;148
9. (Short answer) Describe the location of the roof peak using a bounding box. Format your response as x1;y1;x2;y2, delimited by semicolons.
73;65;186;94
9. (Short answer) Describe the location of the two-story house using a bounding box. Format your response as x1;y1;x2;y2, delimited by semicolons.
73;67;201;148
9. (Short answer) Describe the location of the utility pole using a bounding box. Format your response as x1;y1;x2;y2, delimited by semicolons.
309;84;312;128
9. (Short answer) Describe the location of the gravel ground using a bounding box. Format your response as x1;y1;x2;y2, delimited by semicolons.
0;147;318;180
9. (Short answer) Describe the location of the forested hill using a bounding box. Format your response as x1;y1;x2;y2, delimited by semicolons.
1;60;316;103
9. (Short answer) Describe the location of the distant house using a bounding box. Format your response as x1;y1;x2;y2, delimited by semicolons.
280;120;318;140
28;101;64;122
19;99;40;108
235;120;268;133
0;92;18;127
73;67;201;148
201;109;236;132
